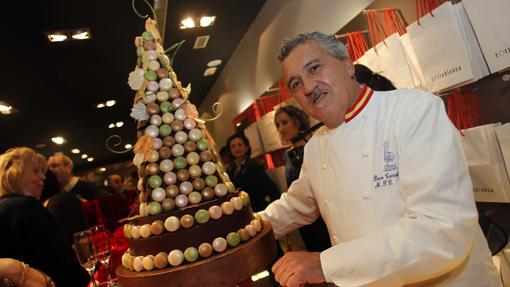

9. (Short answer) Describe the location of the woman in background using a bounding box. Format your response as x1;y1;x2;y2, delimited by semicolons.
274;106;331;252
0;147;88;287
226;133;280;212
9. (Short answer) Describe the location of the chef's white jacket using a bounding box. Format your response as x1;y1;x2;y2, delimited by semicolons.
260;87;502;286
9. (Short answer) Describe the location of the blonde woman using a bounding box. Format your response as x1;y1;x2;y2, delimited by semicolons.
0;147;88;286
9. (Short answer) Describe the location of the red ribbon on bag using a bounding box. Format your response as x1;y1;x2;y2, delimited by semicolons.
447;89;487;135
346;31;369;61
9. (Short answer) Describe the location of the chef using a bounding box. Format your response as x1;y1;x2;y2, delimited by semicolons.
259;32;501;287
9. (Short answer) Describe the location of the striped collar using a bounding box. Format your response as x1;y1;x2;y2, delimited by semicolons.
344;85;373;123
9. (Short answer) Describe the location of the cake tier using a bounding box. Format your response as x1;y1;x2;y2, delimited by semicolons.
117;221;277;287
127;193;254;256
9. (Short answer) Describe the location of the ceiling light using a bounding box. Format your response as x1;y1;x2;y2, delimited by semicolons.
87;157;94;162
45;28;91;43
0;103;12;112
71;148;81;154
180;17;195;29
203;67;217;77
108;123;115;129
106;100;116;107
71;30;91;40
116;121;124;128
125;144;132;149
200;16;216;27
207;59;222;67
0;101;14;115
51;136;65;145
81;154;88;159
98;167;106;172
193;35;210;49
47;33;68;42
97;103;105;108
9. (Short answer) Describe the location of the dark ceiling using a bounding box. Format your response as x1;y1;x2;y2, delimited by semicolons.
0;0;265;171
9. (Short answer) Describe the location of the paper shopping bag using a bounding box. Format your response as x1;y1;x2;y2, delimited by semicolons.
370;33;416;89
400;33;429;91
462;123;510;203
495;123;510;183
407;1;475;93
462;0;510;73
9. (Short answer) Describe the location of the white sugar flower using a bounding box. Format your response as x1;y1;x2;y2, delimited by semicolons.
130;102;149;121
128;67;145;90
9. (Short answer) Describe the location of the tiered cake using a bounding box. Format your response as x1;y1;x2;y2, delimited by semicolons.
115;17;277;287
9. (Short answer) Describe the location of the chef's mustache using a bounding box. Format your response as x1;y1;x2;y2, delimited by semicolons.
305;86;325;99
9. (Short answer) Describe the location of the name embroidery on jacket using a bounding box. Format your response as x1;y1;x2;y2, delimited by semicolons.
373;141;399;189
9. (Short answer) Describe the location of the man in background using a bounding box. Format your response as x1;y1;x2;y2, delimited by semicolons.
47;152;99;200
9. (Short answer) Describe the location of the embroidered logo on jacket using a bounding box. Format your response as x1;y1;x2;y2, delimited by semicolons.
373;141;399;189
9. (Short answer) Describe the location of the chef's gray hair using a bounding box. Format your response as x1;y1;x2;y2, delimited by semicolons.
278;31;349;62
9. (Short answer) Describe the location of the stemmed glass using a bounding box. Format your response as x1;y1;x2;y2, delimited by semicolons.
73;230;98;287
90;225;115;287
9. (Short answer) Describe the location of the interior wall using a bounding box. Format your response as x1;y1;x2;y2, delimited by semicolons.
198;0;374;148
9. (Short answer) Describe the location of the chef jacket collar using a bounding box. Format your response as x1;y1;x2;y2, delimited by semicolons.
344;85;373;123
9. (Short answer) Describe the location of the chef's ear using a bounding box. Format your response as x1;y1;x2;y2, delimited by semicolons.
342;57;355;79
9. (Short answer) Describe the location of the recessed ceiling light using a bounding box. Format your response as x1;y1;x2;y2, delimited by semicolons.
180;17;195;29
47;33;68;42
108;123;115;129
193;35;210;49
0;102;13;113
207;59;222;67
203;67;217;77
0;101;15;115
98;167;106;172
71;30;91;40
81;154;88;159
125;144;133;149
87;157;94;162
71;148;81;154
97;103;105;108
51;136;65;145
200;16;216;27
116;121;124;128
106;100;116;107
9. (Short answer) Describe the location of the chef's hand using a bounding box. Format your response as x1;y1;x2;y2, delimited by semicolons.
272;251;326;287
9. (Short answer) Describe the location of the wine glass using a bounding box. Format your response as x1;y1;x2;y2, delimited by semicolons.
90;225;115;287
73;230;98;287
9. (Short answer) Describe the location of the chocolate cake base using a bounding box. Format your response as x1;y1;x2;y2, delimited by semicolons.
116;221;277;287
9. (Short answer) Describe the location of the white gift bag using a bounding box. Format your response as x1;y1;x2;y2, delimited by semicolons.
258;111;284;153
462;123;510;203
407;1;475;93
462;0;510;73
370;33;416;89
244;121;264;158
452;2;490;81
399;33;429;91
495;123;510;182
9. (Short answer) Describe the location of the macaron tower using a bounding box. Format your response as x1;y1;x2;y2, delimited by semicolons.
116;17;277;287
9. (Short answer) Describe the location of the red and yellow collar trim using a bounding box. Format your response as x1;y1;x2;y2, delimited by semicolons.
344;85;373;123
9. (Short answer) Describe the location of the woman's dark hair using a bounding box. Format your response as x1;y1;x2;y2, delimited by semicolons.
226;133;251;158
275;105;310;132
355;64;396;91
